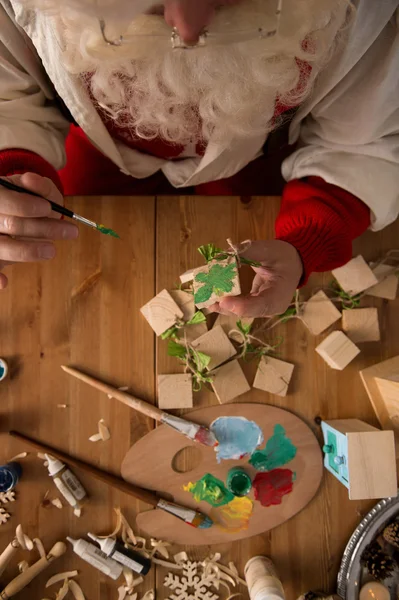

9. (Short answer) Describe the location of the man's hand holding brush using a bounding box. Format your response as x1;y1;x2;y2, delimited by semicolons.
0;172;78;289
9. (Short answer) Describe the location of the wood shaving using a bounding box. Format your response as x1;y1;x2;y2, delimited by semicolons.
150;539;170;559
74;508;82;518
0;491;16;504
174;552;188;565
0;508;10;524
51;498;63;509
68;580;86;600
98;508;123;539
18;560;29;573
54;579;69;600
8;452;28;462
153;558;183;570
120;511;137;547
89;419;111;442
33;538;46;559
57;404;68;409
141;591;155;600
15;524;34;550
46;571;78;588
117;586;128;600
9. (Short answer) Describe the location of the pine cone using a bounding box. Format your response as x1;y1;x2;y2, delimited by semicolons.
361;541;395;581
383;521;399;549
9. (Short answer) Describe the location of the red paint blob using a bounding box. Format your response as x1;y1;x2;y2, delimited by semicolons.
253;469;294;507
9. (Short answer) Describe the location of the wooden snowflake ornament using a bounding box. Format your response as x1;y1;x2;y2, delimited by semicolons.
0;491;16;504
0;508;11;524
164;561;219;600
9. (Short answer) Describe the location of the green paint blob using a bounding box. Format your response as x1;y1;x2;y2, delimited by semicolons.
226;467;252;497
249;424;297;471
97;224;120;239
184;473;234;507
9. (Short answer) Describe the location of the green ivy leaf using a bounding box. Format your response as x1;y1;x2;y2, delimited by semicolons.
161;326;178;340
192;350;211;372
194;283;214;304
187;311;206;326
167;340;187;359
237;319;252;335
197;244;226;263
278;306;297;323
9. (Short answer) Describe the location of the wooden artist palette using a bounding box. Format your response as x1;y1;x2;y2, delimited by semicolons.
121;403;323;545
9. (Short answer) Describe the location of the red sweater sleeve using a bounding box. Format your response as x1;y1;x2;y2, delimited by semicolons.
275;176;371;284
0;149;63;192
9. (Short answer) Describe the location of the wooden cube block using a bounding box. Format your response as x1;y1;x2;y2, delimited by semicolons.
169;290;196;322
213;314;254;342
178;322;208;344
365;264;398;300
191;326;236;371
140;290;184;336
211;360;251;404
157;374;193;409
332;255;378;296
193;257;241;309
253;356;295;397
301;290;341;335
315;331;360;370
375;376;399;416
323;419;397;500
342;307;380;343
179;268;196;284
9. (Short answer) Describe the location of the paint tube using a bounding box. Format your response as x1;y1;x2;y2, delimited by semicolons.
244;556;285;600
88;533;151;575
0;463;22;492
66;538;123;580
46;455;87;509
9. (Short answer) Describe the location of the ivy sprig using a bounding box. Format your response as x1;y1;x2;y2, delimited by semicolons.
161;311;206;340
197;243;261;267
167;340;213;391
329;281;362;310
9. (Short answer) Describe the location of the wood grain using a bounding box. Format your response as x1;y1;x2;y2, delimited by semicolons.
121;403;323;544
0;195;398;600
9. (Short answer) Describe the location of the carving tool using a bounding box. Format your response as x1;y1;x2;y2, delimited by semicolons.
0;178;120;238
61;365;218;448
8;431;213;530
0;541;66;599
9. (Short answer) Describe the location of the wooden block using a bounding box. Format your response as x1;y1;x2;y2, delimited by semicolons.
213;314;254;342
178;322;208;344
325;418;379;435
191;326;236;371
342;307;380;343
315;331;360;370
157;374;193;409
360;355;399;450
211;360;251;404
365;264;398;300
301;290;341;335
347;430;397;499
375;376;399;417
140;289;184;336
332;255;378;296
169;290;196;322
253;356;295;397
179;268;196;284
193;257;241;309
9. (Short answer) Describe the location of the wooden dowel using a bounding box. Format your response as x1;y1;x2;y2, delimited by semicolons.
61;365;164;421
0;541;19;579
0;542;66;599
8;431;159;507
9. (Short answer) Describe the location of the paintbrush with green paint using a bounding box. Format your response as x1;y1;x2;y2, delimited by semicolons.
0;178;120;238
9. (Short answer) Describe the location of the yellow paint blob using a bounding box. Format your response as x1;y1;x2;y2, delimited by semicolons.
210;496;254;533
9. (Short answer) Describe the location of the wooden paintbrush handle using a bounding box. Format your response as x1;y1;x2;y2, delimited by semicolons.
0;542;66;599
61;366;164;421
0;541;18;578
8;431;159;507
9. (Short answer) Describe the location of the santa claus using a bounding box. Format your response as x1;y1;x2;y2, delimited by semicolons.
0;0;397;316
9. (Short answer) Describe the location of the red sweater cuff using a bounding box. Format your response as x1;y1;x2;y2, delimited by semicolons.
275;176;371;285
0;149;63;193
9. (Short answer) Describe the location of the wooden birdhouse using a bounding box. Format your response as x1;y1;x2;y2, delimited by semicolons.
321;419;397;500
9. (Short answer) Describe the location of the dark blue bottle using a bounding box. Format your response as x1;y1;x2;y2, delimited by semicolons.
0;462;22;491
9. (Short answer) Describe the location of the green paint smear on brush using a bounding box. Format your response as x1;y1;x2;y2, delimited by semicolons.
97;224;120;239
249;424;297;471
184;473;234;507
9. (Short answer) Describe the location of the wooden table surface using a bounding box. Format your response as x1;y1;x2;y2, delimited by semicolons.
0;195;398;600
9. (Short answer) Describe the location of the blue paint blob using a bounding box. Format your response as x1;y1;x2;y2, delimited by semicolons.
210;416;264;463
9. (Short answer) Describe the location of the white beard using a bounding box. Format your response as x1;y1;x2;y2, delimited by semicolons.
51;0;350;146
